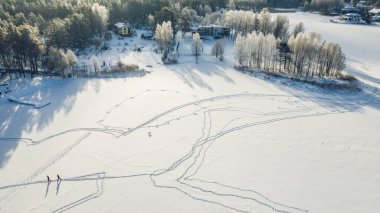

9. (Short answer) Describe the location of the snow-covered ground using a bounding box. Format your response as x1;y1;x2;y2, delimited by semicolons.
0;13;379;213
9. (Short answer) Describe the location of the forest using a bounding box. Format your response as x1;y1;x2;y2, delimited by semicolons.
0;0;373;79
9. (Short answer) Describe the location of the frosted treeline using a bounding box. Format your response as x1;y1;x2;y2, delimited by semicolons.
229;10;345;78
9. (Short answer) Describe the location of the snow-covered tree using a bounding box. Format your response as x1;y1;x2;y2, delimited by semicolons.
224;9;276;38
204;5;212;15
225;10;256;36
196;4;211;16
192;33;203;63
293;22;305;38
172;2;181;13
88;55;100;73
253;13;260;33
259;10;273;35
44;47;77;76
91;3;109;34
66;49;77;75
288;31;345;77
179;7;199;33
155;21;174;53
273;15;289;41
310;0;344;13
262;34;277;70
235;34;247;65
44;47;68;76
147;14;155;32
203;12;224;26
229;0;236;10
212;39;225;61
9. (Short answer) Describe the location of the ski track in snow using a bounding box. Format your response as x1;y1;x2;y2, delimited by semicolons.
0;87;379;212
0;133;91;208
52;172;105;213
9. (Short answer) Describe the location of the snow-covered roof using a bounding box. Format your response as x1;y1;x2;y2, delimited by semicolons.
369;8;380;14
345;13;361;17
142;31;153;36
344;6;356;9
197;25;228;29
215;8;225;13
115;22;128;28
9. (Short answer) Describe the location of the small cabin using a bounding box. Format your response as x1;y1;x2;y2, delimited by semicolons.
114;22;133;37
141;32;153;40
192;25;230;39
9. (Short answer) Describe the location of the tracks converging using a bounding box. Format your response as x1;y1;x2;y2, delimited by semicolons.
0;86;379;212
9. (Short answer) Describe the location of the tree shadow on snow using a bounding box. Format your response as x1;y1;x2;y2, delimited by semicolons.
240;69;380;114
0;74;146;168
168;60;236;91
0;78;87;168
345;58;380;87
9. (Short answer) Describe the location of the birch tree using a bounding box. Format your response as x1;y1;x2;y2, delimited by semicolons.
155;21;174;53
192;33;203;63
293;22;305;38
273;15;289;41
235;34;247;65
259;10;273;36
212;39;225;61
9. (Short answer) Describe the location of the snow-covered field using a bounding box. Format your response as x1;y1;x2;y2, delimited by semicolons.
0;12;379;213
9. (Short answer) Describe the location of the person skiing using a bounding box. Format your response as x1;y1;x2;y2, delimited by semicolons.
47;176;51;184
57;174;61;182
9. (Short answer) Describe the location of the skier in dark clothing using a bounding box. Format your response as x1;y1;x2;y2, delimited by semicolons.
47;176;51;184
57;174;61;182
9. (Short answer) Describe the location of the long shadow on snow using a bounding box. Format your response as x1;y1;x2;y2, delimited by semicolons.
345;58;380;87
0;78;88;168
0;74;146;168
240;69;380;112
168;61;236;91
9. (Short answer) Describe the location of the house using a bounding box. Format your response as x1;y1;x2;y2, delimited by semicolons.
357;1;366;7
192;25;230;39
369;8;380;16
344;13;363;22
342;6;360;14
114;22;133;37
369;8;380;21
